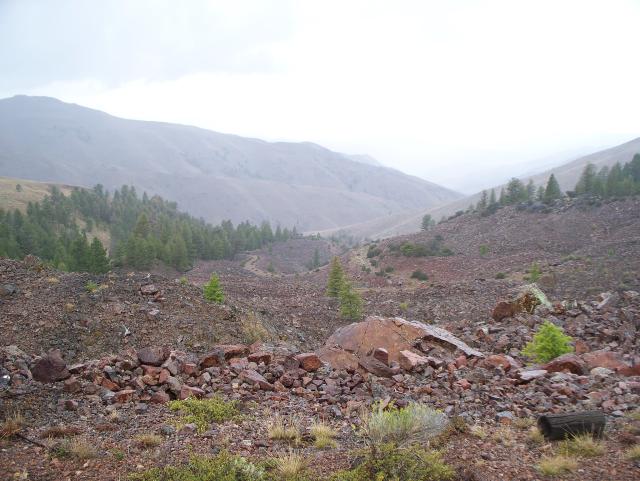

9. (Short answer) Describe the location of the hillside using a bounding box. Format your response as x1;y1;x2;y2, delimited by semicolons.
0;95;461;231
332;137;640;239
1;197;639;480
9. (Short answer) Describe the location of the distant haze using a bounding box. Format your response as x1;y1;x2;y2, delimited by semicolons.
1;1;639;192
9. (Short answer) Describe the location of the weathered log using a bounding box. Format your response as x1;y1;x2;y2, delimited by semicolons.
537;410;605;440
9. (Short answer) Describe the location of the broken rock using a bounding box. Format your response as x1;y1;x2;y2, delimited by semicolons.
31;350;70;383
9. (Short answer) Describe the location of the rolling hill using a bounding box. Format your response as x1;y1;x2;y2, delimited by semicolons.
0;95;461;231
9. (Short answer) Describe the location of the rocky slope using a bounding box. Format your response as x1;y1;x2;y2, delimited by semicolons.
0;95;461;231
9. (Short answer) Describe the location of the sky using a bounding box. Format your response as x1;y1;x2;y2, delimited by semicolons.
1;0;639;193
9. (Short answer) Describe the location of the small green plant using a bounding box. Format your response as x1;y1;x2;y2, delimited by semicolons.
495;272;506;279
310;421;337;449
522;320;573;363
168;396;238;433
85;280;98;293
326;257;345;297
526;262;542;282
536;455;577;476
179;276;188;285
479;244;489;256
267;262;276;273
129;452;266;481
410;270;428;281
202;273;224;303
398;301;409;312
339;281;363;320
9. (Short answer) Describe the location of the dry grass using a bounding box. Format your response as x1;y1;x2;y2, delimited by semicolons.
627;409;640;421
537;455;577;476
513;417;535;430
560;434;604;458
40;425;82;438
46;276;60;284
55;437;98;459
527;426;545;445
492;426;516;447
1;411;24;438
272;450;307;479
470;424;488;439
625;444;640;461
135;433;162;448
240;312;271;343
310;421;337;449
268;415;301;444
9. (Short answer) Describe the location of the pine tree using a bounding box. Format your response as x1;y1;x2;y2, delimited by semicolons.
498;188;506;205
326;256;345;297
543;174;562;203
203;273;224;303
421;214;434;231
505;178;527;204
476;190;488;213
526;179;535;201
489;189;497;206
88;237;110;273
575;163;597;195
339;280;363;320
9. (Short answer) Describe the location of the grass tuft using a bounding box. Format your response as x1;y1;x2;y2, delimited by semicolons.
268;415;301;444
536;455;578;476
560;433;604;458
272;450;308;480
310;421;337;449
168;396;238;433
469;424;487;439
54;437;98;459
526;426;545;445
624;445;640;461
0;411;24;438
135;433;163;448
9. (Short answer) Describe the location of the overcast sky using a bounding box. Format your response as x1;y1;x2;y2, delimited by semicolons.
1;0;639;192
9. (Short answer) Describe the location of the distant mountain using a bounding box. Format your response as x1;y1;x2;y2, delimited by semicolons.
345;154;383;167
323;136;640;239
0;95;461;231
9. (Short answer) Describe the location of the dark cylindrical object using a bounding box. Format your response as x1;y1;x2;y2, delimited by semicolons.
537;410;606;440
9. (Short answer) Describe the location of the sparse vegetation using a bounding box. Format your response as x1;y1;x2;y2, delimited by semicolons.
179;276;188;285
84;280;98;293
271;450;308;480
411;269;428;281
268;415;301;444
168;396;238;433
339;280;363;320
470;424;488;439
399;236;453;258
495;272;506;279
479;244;489;256
203;273;224;303
522;320;573;363
559;434;604;458
135;433;163;448
536;455;577;476
625;444;640;461
53;437;98;459
240;312;270;343
1;411;24;438
398;301;408;312
525;262;542;282
310;421;337;449
129;452;266;481
326;256;345;297
527;426;545;445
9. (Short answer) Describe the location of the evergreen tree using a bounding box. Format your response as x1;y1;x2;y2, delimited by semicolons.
339;280;363;320
489;189;497;206
526;179;535;201
88;237;110;273
498;188;506;205
203;273;224;303
543;174;562;203
505;178;527;204
575;163;598;195
326;256;345;297
421;214;434;231
536;185;545;201
476;190;488;213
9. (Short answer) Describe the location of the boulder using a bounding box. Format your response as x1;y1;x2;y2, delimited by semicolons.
217;344;250;360
357;356;395;378
31;350;70;383
318;316;483;375
199;348;225;368
492;285;551;321
483;354;521;371
517;369;548;382
240;369;274;390
582;350;627;371
542;353;586;375
296;353;322;372
137;346;170;367
248;352;272;365
372;348;389;365
140;284;159;295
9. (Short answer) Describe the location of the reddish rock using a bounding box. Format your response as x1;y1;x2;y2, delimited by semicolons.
618;363;640;377
483;354;521;371
542;353;586;375
64;400;79;411
31;350;70;383
358;356;394;378
372;348;389;365
100;377;120;391
199;349;225;368
240;369;274;390
137;346;170;367
218;344;250;360
150;391;170;404
114;389;136;403
456;379;471;390
63;376;81;393
179;385;205;400
296;353;322;372
182;363;198;376
158;369;170;384
582;350;627;371
574;340;590;354
492;301;516;321
455;355;467;368
398;350;430;371
517;369;548;382
248;352;272;365
140;284;158;295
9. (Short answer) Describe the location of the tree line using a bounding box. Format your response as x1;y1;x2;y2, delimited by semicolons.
0;184;299;273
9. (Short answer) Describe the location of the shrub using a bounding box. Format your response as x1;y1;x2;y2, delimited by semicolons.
411;270;428;281
168;396;238;433
339;281;363;321
366;246;381;258
129;452;266;481
495;272;506;279
179;276;188;285
240;313;270;344
479;244;489;256
203;273;224;303
536;455;577;476
53;437;97;459
326;257;345;297
526;262;542;282
362;402;447;447
399;301;408;312
84;280;98;293
310;421;337;449
330;443;454;481
522;320;573;363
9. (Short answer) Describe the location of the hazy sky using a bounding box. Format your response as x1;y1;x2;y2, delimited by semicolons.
1;0;639;192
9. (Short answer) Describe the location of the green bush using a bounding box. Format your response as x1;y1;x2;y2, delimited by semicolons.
326;257;345;297
129;452;265;481
203;273;224;303
330;444;454;481
522;320;573;363
495;272;506;279
525;262;542;282
84;280;98;293
168;396;238;433
479;244;489;256
411;270;429;281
